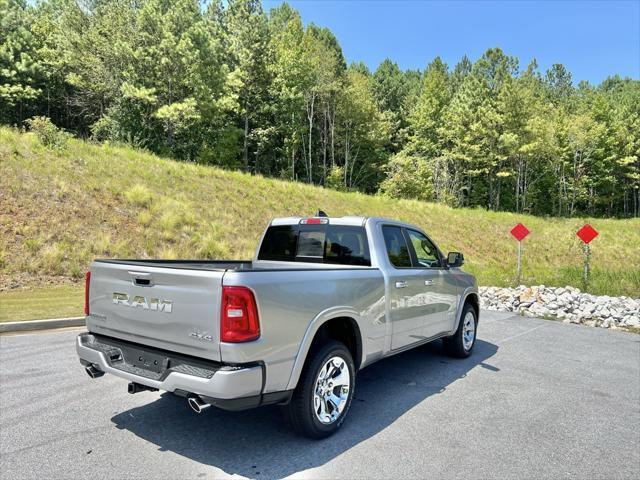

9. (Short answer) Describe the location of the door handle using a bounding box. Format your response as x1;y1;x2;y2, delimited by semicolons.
424;279;434;286
395;281;408;289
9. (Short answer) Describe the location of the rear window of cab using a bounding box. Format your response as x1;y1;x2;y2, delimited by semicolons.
258;224;371;266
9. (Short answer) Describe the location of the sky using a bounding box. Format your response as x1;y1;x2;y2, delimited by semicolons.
263;0;640;84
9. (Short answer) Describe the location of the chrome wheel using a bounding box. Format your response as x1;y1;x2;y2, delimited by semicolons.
462;311;476;351
313;356;351;425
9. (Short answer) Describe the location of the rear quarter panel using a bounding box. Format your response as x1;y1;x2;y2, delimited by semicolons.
221;268;386;393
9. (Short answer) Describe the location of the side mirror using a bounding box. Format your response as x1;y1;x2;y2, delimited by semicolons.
447;252;464;268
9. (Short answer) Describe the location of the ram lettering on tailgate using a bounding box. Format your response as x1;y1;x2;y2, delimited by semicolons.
112;292;173;313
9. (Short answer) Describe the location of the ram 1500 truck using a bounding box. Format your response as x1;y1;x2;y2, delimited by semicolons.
77;214;479;438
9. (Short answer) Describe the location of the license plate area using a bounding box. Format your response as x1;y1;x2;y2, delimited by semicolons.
122;348;169;375
84;333;221;381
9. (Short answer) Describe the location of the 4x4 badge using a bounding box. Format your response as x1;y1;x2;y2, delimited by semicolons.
189;332;215;342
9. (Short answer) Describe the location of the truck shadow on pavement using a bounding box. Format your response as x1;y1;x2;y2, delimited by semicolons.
111;339;498;479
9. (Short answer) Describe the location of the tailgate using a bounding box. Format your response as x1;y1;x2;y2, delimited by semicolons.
86;261;223;361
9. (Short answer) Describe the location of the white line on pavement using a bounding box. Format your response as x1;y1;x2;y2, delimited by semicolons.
498;324;546;343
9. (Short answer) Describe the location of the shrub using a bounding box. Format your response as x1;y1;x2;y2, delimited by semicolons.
25;116;70;149
90;234;112;255
69;263;84;279
125;184;153;207
138;210;152;226
196;231;230;259
40;243;66;275
325;166;347;191
156;199;196;231
90;116;119;142
378;152;433;201
158;246;178;259
24;238;41;254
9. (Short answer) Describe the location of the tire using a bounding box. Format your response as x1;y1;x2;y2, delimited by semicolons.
283;340;355;439
443;303;477;358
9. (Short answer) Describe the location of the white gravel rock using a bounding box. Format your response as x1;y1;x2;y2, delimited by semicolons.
479;285;639;330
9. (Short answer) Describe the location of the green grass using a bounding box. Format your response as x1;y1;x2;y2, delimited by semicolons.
1;126;638;321
0;285;83;322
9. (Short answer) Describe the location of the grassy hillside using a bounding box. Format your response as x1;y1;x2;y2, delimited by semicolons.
1;127;638;320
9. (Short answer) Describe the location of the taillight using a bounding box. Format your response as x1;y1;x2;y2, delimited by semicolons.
84;271;91;315
221;286;260;343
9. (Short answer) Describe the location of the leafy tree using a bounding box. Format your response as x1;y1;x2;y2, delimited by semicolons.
372;59;409;152
379;152;433;201
223;0;272;170
336;66;390;191
544;63;574;108
0;0;43;123
407;57;450;158
268;5;309;179
438;48;519;209
0;1;637;218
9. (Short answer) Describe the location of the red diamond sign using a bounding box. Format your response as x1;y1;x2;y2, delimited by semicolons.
510;223;530;241
577;224;598;244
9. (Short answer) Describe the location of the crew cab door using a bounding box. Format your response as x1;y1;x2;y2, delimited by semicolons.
404;229;458;338
382;225;435;350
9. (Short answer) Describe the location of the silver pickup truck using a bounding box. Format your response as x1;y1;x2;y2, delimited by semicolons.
77;214;479;438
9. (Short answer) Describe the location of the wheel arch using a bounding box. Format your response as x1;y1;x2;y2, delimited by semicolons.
285;308;363;391
466;292;480;319
453;290;480;333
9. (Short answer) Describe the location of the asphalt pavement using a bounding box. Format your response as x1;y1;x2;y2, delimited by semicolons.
1;312;639;479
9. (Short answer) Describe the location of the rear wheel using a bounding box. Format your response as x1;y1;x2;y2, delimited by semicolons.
283;340;355;439
443;303;477;358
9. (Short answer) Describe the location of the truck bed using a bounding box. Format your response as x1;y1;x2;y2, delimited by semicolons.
95;259;254;271
95;259;373;271
87;258;380;364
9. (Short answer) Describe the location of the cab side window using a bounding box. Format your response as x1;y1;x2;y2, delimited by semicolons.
382;226;412;268
407;229;440;268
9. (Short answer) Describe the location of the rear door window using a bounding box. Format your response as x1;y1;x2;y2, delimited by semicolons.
323;226;370;266
382;225;412;268
257;225;297;261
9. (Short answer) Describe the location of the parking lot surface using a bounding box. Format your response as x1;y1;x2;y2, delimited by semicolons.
1;311;639;479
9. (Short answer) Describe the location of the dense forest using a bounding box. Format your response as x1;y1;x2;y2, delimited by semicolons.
2;0;639;217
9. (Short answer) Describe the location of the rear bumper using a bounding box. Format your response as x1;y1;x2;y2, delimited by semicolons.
76;332;263;403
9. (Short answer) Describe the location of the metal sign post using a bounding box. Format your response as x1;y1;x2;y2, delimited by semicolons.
510;223;530;285
583;242;590;288
576;224;598;291
517;241;522;284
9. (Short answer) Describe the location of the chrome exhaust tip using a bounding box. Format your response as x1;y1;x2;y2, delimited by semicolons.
85;365;104;379
188;396;211;414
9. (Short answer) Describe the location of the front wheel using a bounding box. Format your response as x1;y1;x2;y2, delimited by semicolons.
283;340;355;439
443;304;477;358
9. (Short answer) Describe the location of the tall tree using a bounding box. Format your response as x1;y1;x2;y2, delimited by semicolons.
1;1;638;218
223;0;272;171
372;59;409;152
0;0;44;124
336;65;390;190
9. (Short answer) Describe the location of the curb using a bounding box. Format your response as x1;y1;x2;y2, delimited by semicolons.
0;317;85;333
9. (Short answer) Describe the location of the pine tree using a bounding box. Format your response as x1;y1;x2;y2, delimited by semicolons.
0;0;44;124
223;0;272;171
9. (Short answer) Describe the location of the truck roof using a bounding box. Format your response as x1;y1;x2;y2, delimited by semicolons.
270;215;422;230
270;216;366;226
